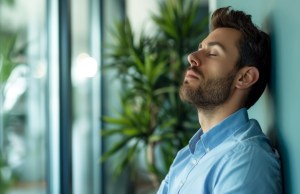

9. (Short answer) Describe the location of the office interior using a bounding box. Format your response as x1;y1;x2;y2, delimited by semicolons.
0;0;299;193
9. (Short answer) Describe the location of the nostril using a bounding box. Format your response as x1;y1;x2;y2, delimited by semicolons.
187;53;200;67
191;59;197;66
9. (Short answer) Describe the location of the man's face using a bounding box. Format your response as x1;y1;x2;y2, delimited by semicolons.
180;28;242;109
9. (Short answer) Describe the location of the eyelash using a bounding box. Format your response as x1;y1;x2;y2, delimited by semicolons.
198;48;218;57
207;53;217;56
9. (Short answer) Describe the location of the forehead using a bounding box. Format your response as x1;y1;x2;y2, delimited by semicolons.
201;27;242;51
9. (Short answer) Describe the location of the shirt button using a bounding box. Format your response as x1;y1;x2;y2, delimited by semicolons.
206;148;210;152
191;158;197;165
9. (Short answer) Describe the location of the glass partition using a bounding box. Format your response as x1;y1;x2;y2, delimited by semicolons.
1;0;105;193
71;0;102;193
0;0;47;194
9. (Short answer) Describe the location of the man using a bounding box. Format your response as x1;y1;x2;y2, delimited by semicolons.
157;7;282;194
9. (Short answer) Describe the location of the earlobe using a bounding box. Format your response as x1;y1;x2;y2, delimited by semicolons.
236;67;259;89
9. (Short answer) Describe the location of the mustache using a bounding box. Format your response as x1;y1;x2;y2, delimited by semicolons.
186;66;203;77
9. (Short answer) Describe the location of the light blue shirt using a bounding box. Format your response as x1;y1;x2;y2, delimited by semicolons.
157;108;282;194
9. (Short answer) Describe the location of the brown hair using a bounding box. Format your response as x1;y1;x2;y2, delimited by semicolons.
211;7;271;109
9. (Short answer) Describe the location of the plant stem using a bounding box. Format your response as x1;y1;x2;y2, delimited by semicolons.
146;142;159;188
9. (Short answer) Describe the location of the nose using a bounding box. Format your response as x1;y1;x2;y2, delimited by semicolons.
187;51;201;67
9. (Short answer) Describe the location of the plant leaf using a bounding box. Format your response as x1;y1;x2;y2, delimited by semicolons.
100;136;133;162
114;140;139;175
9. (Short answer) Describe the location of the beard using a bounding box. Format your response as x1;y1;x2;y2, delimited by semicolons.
179;68;236;110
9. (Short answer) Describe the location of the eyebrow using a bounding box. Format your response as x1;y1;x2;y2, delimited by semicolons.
198;41;227;52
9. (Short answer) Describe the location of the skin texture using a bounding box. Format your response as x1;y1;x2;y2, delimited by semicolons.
180;27;259;132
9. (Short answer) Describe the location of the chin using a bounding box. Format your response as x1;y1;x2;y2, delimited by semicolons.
183;80;200;90
179;84;196;103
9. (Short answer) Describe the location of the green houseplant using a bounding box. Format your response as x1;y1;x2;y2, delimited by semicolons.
101;0;208;188
0;31;17;86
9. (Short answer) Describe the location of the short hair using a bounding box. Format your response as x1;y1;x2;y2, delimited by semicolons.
211;7;271;109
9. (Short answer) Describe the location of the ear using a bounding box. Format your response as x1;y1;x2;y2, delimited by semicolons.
235;67;259;89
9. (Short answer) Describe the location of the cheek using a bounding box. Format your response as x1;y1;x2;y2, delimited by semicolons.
212;60;236;77
208;64;226;77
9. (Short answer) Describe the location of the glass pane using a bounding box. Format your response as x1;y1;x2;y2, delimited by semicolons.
71;0;101;194
0;0;47;194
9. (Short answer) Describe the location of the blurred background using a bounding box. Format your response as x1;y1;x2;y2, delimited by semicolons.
0;0;299;194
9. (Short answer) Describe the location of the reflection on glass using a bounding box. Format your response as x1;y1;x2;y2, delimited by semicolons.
0;0;47;194
71;0;101;194
73;53;98;84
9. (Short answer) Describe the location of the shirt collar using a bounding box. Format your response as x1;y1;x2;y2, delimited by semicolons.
189;108;249;154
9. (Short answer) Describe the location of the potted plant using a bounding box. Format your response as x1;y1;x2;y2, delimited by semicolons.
101;0;208;190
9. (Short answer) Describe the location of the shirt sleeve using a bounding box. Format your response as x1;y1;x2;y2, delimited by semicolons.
213;145;282;194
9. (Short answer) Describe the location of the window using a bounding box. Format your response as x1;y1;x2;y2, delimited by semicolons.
0;0;48;193
0;0;102;194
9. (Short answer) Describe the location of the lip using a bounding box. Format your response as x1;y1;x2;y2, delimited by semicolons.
185;70;200;79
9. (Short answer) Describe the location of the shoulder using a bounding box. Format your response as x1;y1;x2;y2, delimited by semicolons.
225;142;280;170
213;139;282;193
226;118;279;161
222;131;280;168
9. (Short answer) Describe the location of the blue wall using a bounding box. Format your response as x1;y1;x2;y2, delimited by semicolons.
211;0;300;193
273;1;300;194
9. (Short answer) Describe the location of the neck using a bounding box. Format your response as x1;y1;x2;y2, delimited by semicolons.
197;94;245;133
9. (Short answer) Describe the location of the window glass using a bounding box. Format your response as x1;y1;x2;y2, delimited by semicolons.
71;0;101;194
0;0;47;194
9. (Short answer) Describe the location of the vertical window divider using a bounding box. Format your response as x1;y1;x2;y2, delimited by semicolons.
46;0;60;193
58;0;73;194
89;0;103;193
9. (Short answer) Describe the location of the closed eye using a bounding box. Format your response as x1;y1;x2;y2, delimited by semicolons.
208;53;217;56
